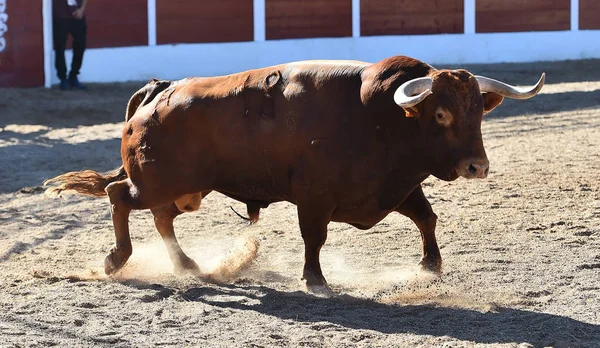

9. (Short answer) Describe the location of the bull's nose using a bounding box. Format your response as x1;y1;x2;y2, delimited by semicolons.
467;162;489;178
458;158;489;179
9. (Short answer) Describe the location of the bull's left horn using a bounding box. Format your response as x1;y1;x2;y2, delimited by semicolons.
394;77;433;108
475;73;545;100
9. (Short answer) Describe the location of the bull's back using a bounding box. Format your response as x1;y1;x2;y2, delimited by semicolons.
126;61;372;201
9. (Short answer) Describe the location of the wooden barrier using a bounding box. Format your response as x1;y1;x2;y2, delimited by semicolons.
2;0;600;87
580;0;600;30
156;0;253;44
361;0;463;36
265;0;352;40
0;0;44;87
476;0;570;33
86;0;148;48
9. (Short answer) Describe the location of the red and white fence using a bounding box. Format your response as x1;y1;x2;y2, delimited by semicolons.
0;0;599;88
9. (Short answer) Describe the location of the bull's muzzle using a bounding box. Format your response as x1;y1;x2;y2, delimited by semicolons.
457;157;490;179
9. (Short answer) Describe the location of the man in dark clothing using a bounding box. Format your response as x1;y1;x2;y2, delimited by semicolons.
53;0;89;90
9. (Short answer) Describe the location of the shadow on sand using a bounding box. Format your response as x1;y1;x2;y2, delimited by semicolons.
486;89;600;119
119;280;599;347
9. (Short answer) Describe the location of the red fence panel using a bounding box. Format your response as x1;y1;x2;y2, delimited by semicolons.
0;0;44;87
86;0;148;48
157;0;253;44
580;0;600;30
476;0;570;33
361;0;463;36
266;0;352;40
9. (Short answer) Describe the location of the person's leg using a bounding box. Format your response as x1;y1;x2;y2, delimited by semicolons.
52;18;70;89
69;17;87;89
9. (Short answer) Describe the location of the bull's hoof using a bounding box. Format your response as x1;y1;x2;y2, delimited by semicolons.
173;256;202;277
103;248;131;275
419;257;442;275
306;283;334;297
302;271;333;297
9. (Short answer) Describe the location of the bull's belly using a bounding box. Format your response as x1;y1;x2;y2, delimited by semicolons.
329;181;421;229
331;202;394;230
214;173;294;205
217;182;393;229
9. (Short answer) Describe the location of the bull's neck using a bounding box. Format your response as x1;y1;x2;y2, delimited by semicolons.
374;110;432;179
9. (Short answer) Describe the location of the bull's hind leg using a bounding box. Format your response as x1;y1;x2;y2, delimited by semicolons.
151;199;202;276
103;179;137;275
104;179;205;275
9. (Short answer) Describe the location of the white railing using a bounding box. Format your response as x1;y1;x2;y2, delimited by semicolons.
147;0;156;46
0;0;8;65
253;0;266;42
464;0;475;34
571;0;579;31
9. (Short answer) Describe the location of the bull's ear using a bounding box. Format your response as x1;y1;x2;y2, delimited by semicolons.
402;106;419;118
482;92;504;114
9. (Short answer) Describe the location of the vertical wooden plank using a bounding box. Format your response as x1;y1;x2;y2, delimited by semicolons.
156;0;254;44
579;0;600;29
476;0;570;33
360;0;464;36
266;0;352;40
0;1;45;87
86;0;148;48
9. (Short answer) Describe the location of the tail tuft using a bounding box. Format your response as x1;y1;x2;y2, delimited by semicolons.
44;166;127;197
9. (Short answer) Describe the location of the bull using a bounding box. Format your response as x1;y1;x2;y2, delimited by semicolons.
45;55;544;293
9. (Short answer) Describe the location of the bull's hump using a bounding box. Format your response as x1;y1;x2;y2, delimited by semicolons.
284;60;369;78
287;60;368;72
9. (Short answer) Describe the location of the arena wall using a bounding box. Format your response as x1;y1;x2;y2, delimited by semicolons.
0;1;44;87
0;0;599;88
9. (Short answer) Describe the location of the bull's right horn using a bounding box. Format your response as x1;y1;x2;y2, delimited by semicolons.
393;77;433;108
475;73;546;99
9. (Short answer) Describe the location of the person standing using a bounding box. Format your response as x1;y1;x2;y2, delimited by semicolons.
52;0;88;90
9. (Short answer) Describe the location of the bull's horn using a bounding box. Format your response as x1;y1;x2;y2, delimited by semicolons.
393;77;433;108
475;73;545;100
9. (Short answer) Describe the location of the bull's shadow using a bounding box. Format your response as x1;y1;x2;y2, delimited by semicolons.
0;129;121;193
443;58;600;119
0;82;141;129
122;280;600;347
448;58;600;85
484;90;600;119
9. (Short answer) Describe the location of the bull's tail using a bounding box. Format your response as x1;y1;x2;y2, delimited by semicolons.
43;165;127;197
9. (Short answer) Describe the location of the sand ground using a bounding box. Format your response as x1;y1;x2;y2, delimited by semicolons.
0;59;599;347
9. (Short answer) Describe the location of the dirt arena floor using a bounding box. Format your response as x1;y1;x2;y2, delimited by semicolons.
1;59;599;347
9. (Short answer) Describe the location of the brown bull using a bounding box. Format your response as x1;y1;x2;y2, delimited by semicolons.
45;55;544;292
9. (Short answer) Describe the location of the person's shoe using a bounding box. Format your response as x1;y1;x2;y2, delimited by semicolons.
59;79;70;90
69;76;87;90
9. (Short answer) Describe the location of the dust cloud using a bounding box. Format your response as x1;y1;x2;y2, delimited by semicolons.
51;234;262;285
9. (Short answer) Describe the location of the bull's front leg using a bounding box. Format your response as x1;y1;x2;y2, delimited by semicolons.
296;202;335;295
396;185;441;274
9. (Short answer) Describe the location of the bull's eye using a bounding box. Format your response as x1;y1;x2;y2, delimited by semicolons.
434;108;452;127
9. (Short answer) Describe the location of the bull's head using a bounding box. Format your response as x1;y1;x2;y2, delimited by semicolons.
393;69;545;181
